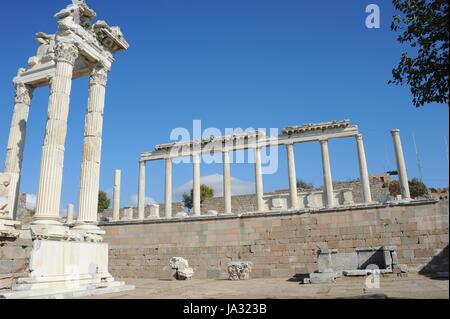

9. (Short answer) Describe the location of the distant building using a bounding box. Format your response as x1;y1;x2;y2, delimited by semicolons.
370;173;393;185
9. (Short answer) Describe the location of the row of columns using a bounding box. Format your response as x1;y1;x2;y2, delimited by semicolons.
2;41;110;230
136;133;377;218
82;129;412;222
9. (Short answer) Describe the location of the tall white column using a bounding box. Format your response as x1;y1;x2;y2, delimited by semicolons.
3;82;34;220
223;150;232;215
356;134;372;203
113;169;121;222
66;203;74;226
193;154;201;216
165;158;173;218
391;129;411;200
138;161;146;219
254;147;265;212
286;143;299;210
34;42;78;225
320;140;335;208
76;64;109;230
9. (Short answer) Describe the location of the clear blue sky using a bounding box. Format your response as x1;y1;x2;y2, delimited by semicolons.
0;0;448;213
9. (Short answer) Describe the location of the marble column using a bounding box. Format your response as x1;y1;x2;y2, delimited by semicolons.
193;154;201;216
356;134;372;203
320;140;334;208
3;82;34;220
286;143;299;210
34;42;78;225
254;147;265;212
391;129;411;200
138;161;146;219
113;170;121;222
66;204;74;226
165;158;173;218
76;64;109;230
223;150;232;215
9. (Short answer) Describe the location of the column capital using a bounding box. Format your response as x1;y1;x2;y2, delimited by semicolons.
391;129;401;135
356;134;363;140
54;41;78;65
90;64;109;87
14;82;34;105
319;139;329;145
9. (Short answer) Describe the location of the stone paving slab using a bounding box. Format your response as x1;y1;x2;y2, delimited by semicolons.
82;274;448;299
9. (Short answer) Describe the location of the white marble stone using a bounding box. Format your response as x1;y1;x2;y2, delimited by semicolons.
320;140;335;208
391;129;411;200
148;204;160;219
112;170;121;222
356;134;372;203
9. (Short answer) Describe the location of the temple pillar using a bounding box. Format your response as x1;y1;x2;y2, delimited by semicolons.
286;143;299;210
138;161;146;219
223;150;232;215
165;158;173;218
113;169;121;221
254;147;265;212
2;81;34;220
356;134;372;203
193;154;201;216
76;64;109;230
320;139;334;208
391;129;411;200
34;42;78;225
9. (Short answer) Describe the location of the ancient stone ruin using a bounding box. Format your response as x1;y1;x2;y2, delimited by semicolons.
0;0;132;298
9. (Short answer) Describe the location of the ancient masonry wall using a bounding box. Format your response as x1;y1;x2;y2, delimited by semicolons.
102;200;449;279
0;233;32;290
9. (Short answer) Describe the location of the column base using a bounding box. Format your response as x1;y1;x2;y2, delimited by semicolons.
0;238;134;299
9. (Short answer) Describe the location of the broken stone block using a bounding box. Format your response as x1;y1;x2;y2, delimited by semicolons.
169;257;194;280
228;261;253;281
309;272;337;284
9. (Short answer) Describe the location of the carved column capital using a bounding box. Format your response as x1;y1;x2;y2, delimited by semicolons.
54;42;78;65
90;64;109;87
14;82;34;105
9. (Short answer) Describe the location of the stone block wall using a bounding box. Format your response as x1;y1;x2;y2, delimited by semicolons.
0;233;32;290
102;200;449;280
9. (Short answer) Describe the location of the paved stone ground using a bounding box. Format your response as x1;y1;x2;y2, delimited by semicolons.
84;274;448;299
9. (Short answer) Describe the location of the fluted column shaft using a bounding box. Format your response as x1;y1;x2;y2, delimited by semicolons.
193;154;201;216
76;65;109;228
223;151;232;215
286;144;299;210
254;147;265;212
320;140;334;208
138;161;146;219
3;82;33;220
113;170;121;221
356;134;372;203
35;42;78;224
165;158;173;218
391;129;411;199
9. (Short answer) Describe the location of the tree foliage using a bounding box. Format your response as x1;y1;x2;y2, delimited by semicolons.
390;0;449;107
296;179;315;190
389;178;429;198
98;191;111;214
182;184;215;211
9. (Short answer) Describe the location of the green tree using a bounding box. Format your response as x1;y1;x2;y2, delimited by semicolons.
296;179;314;190
389;179;429;198
409;178;429;198
182;184;215;211
389;0;449;107
98;191;111;214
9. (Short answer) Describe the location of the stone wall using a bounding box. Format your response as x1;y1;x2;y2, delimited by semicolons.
0;233;32;290
102;200;449;280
